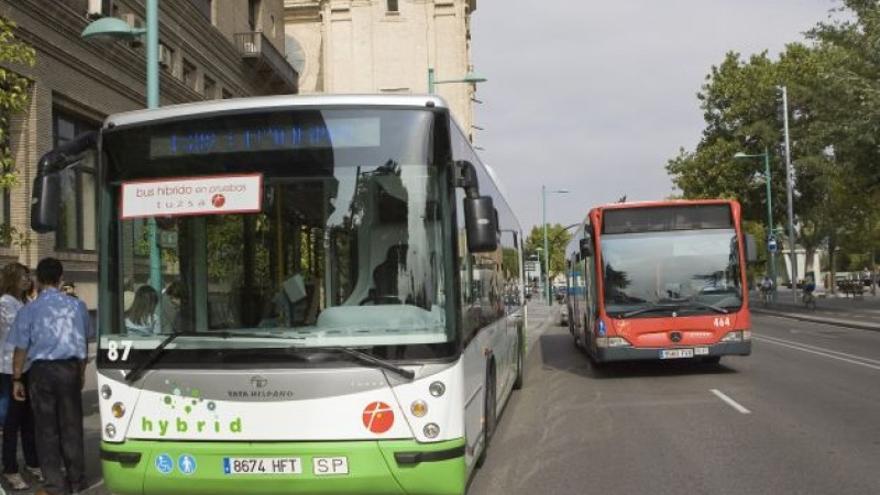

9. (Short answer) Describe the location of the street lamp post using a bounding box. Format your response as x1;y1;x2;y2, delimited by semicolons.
83;0;162;291
427;68;487;93
780;85;798;304
735;147;776;283
542;186;569;305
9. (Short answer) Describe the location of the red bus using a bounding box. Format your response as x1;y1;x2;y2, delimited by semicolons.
564;200;756;364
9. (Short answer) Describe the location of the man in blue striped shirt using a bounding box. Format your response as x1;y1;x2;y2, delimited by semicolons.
8;258;90;495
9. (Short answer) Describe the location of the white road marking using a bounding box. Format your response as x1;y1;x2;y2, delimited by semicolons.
710;389;751;414
84;479;104;493
755;335;880;370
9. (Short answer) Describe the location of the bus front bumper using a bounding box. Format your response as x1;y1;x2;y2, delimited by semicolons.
596;341;751;362
101;438;466;495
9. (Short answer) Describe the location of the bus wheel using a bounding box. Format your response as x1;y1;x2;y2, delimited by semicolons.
702;356;721;365
513;331;524;390
476;364;497;468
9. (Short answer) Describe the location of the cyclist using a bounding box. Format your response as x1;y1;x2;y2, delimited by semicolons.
803;276;817;310
760;275;774;305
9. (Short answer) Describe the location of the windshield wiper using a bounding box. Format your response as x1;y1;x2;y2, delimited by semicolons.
682;300;729;314
292;345;416;380
621;304;681;318
620;300;729;319
124;331;300;382
125;332;192;383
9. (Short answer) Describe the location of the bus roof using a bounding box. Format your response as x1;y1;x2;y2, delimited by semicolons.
590;198;736;213
104;94;449;129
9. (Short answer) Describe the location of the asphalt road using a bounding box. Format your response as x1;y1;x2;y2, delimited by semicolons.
469;307;880;495
12;302;879;495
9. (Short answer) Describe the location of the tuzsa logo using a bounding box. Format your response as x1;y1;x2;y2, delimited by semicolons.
141;416;243;436
362;402;394;434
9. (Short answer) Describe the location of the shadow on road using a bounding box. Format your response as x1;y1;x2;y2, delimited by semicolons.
82;389;99;417
538;331;738;379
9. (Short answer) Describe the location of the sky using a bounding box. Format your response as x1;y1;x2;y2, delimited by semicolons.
471;0;842;234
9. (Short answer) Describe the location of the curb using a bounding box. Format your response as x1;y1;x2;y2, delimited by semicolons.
752;308;880;332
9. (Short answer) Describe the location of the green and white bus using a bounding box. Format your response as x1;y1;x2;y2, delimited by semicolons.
31;95;525;495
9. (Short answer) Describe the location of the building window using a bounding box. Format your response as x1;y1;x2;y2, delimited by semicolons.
183;59;197;90
54;108;98;252
248;0;260;31
159;43;174;72
270;15;276;37
203;75;216;99
387;0;399;12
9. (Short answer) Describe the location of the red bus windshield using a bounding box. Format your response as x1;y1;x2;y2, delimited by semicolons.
597;203;744;318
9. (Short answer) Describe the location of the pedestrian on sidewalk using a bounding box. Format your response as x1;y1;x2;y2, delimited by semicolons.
7;258;90;495
0;262;41;491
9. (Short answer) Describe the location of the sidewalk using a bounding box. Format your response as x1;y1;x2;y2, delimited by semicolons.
750;287;880;331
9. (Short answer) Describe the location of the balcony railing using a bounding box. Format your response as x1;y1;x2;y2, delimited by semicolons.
234;31;298;93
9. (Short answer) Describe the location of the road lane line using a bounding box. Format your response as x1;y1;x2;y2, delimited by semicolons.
710;389;751;414
84;479;104;493
755;335;880;366
754;336;880;371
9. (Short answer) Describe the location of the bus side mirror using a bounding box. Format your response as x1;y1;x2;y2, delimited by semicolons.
30;130;98;233
464;196;498;253
579;238;592;257
31;172;61;233
744;234;758;263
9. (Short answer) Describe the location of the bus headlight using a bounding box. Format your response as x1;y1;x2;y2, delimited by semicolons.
112;402;126;418
423;423;440;438
101;384;112;400
411;400;428;418
429;381;446;397
721;331;745;343
105;423;117;439
596;336;631;348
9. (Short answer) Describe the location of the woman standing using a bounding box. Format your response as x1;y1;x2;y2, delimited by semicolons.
0;263;40;490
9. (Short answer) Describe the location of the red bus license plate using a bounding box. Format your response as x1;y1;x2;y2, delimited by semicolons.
660;348;694;359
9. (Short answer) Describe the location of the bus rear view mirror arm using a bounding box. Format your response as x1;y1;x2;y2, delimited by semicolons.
31;131;98;233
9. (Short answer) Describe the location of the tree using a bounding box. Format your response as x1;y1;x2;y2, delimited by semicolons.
666;12;880;284
524;224;572;283
0;16;36;246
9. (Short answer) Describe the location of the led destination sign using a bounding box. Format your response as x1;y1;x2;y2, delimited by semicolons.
150;117;381;158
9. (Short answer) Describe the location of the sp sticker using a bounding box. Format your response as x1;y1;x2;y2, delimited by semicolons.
362;401;394;434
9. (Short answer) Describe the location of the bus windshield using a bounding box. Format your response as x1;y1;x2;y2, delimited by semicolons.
600;229;743;317
101;108;455;359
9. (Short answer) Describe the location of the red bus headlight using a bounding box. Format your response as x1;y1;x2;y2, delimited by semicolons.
596;336;631;348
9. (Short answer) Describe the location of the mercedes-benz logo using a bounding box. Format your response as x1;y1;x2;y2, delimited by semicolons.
670;332;682;343
250;376;268;389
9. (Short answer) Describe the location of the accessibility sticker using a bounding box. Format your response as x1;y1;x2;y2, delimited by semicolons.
155;454;173;475
178;454;197;475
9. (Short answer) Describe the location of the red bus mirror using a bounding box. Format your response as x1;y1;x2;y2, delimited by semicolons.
579;237;592;257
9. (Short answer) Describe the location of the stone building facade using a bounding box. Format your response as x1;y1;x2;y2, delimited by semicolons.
284;0;478;134
0;0;297;309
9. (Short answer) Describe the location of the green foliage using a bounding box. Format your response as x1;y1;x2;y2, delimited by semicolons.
667;2;880;272
524;224;572;281
0;16;35;247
